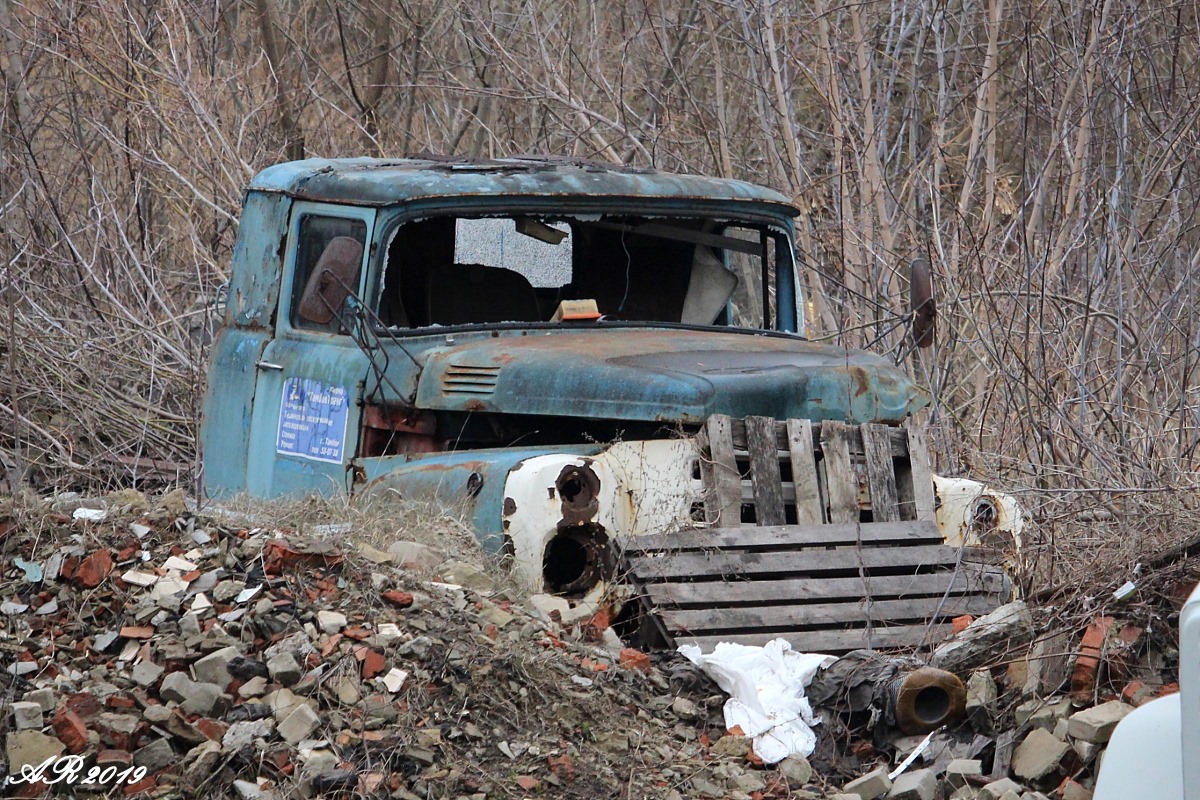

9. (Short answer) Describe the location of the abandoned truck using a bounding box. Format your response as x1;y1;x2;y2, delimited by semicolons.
200;156;1021;644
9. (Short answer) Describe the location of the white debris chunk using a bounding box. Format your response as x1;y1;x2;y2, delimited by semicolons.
162;555;198;572
122;569;160;587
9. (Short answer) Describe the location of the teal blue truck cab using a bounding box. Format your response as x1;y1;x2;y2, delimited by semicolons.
200;156;1016;600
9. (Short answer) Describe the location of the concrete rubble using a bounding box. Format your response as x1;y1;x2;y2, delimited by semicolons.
0;490;1189;798
811;595;1183;800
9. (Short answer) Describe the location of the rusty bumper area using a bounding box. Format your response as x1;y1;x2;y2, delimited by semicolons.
540;463;615;596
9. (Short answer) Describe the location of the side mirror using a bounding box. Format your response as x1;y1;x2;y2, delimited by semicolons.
297;237;364;324
909;256;936;348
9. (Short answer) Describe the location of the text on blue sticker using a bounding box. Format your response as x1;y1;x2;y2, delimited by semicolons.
276;378;349;464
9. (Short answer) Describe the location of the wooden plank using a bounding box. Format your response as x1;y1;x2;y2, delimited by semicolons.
645;568;1009;607
620;521;943;553
695;426;716;524
627;544;960;580
903;420;936;520
820;420;859;523
862;423;901;522
704;414;742;528
745;416;785;525
661;594;999;634
676;623;954;653
786;419;824;525
730;419;909;456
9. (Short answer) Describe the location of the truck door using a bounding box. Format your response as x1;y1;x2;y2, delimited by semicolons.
244;202;375;497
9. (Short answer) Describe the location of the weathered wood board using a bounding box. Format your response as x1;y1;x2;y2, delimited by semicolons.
625;416;1008;653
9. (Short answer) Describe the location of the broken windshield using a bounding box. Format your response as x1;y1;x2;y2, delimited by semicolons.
373;212;799;333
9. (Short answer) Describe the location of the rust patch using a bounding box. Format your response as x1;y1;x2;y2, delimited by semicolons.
850;366;871;398
542;525;614;596
555;464;601;527
503;497;517;516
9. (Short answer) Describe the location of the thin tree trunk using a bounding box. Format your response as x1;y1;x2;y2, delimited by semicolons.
254;0;303;160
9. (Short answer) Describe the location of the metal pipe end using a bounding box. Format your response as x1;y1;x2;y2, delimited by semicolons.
893;666;967;734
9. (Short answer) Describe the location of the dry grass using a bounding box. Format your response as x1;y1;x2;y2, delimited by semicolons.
198;491;487;574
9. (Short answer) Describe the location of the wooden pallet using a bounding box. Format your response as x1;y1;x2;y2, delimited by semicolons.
697;415;936;528
621;415;1009;653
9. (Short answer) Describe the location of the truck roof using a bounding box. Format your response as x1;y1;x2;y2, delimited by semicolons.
247;156;799;213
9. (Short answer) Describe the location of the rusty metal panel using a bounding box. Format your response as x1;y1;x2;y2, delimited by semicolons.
355;444;606;553
242;337;371;498
227;192;290;330
249;157;799;214
406;328;927;425
198;329;270;498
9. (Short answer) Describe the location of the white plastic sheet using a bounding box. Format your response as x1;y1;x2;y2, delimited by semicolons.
678;638;836;764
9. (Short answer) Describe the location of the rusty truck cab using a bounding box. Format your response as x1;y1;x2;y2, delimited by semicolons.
202;156;1002;601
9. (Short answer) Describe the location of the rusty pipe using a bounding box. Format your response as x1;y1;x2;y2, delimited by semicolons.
887;666;966;735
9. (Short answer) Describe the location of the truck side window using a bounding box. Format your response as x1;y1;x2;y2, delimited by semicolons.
291;215;367;333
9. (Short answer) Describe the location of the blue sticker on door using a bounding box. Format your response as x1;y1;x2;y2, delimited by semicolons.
276;378;350;464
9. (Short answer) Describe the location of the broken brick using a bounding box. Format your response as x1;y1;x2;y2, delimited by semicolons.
51;708;90;754
619;647;652;673
1071;616;1114;702
60;555;78;580
1121;680;1159;706
195;718;228;742
382;590;414;608
262;538;343;574
119;626;156;639
75;549;113;588
547;753;576;782
96;749;134;767
586;608;611;629
94;713;141;750
361;649;386;680
122;776;156;796
64;692;101;719
1059;778;1092;800
1117;624;1144;644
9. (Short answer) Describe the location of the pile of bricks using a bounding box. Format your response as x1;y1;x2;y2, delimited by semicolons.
0;493;689;799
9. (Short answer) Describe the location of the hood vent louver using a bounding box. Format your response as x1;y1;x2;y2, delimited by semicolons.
442;364;501;396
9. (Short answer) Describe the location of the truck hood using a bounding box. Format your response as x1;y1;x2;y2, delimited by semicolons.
411;328;927;424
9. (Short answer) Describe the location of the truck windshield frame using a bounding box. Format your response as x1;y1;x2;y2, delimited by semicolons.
367;203;803;337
